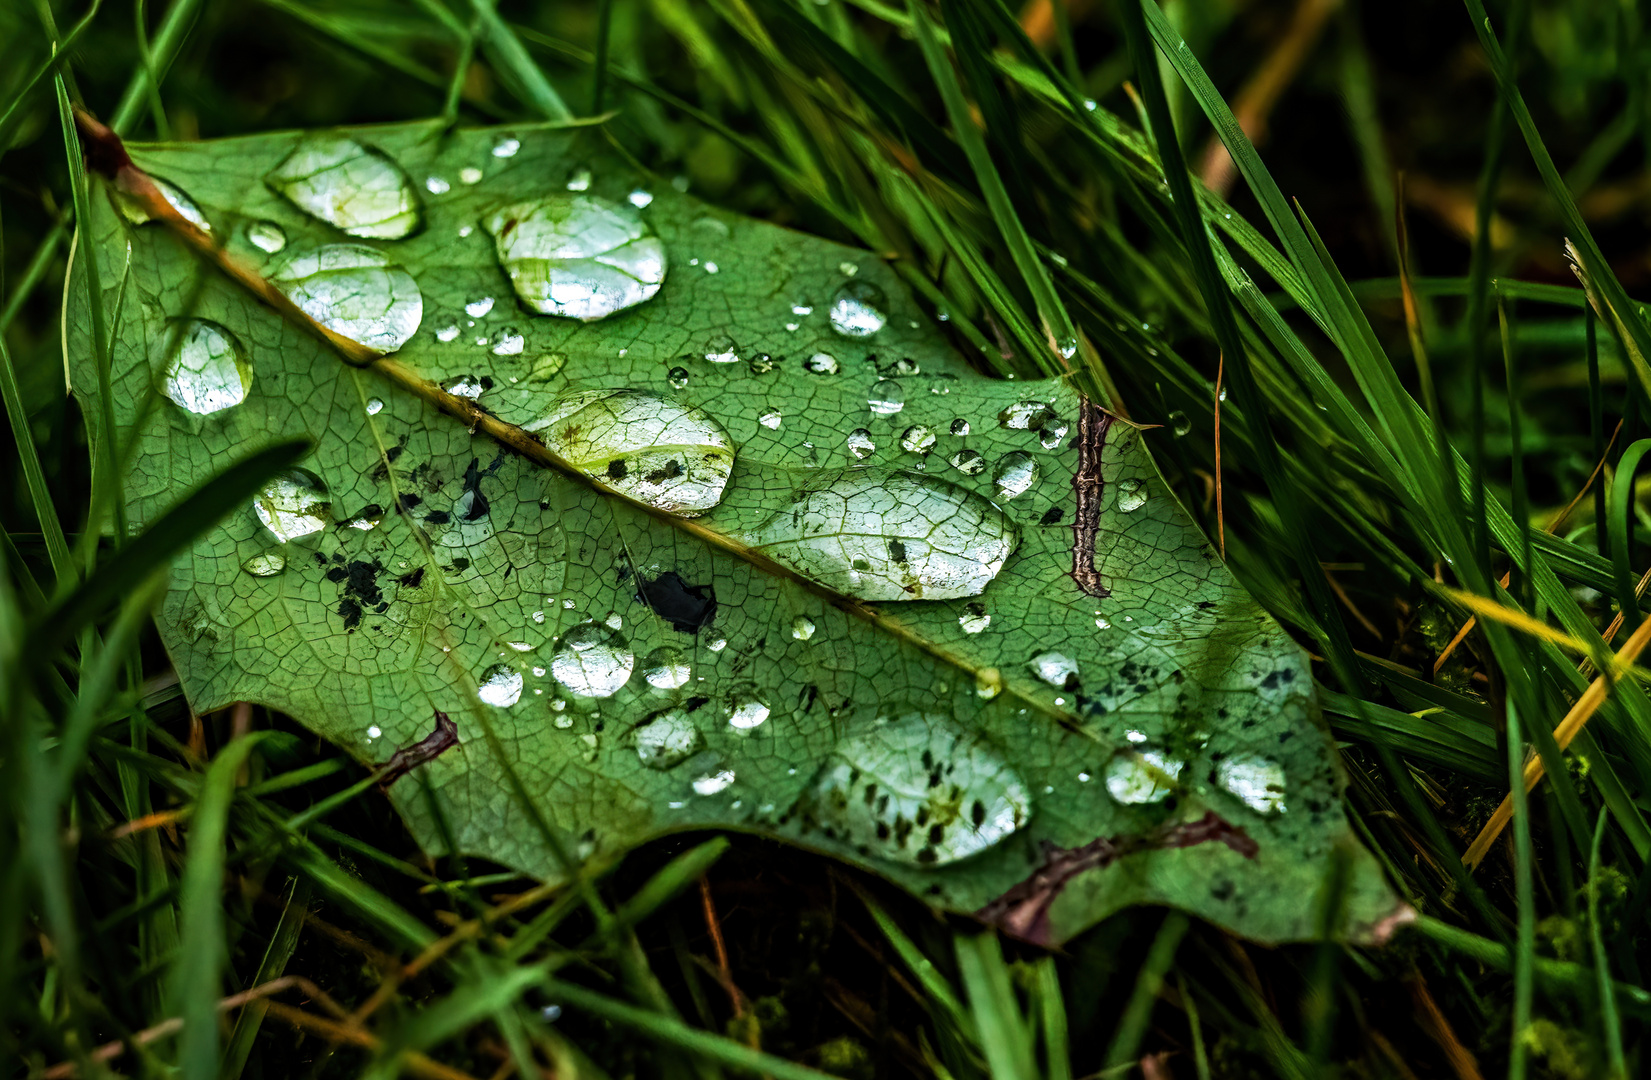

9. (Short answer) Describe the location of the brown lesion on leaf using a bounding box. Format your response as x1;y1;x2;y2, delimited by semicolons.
978;811;1258;946
1069;399;1113;597
376;710;459;787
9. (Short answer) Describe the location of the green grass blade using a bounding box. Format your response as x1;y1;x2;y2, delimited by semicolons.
953;932;1036;1080
1508;703;1533;1080
469;0;572;121
1104;911;1189;1069
1589;808;1628;1078
0;329;74;585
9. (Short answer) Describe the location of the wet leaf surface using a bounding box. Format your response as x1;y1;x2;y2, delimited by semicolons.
68;121;1402;945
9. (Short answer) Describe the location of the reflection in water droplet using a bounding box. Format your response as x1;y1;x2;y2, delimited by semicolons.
791;616;816;641
492;134;522;158
1029;651;1078;688
743;469;1018;601
1104;749;1183;804
868;380;905;416
959;602;990;634
1116;478;1148;512
117;176;213;232
478;664;524;707
900;426;936;454
949;449;985;475
270;245;423;354
804;352;840;376
466;296;495;318
829;280;888;338
634;708;703;769
693;769;736;796
550;621;635;698
265;135;422;239
949;418;971;437
641;646;691;690
628;188;654;209
1038;419;1069;450
242;550;287;577
1169;410;1191;436
1217;754;1287;814
803;712;1031;867
366;397;384;416
162;320;252;416
998;400;1053;430
847;428;876;460
247;220;287;253
667;366;690;389
991;451;1038;500
759;411;783;430
492;326;525;356
722;686;770;731
525;389;735;515
485;195;666;321
253;469;331;542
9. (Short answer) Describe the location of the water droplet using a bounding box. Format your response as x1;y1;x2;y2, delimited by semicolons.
958;602;990;634
1038;419;1069;450
706;634;728;652
801;712;1031;867
253;469;331;542
838;261;859;276
604;610;623;630
442;374;488;400
1104;749;1183;804
435;324;461;343
491;326;525;356
703;335;740;364
457;224;474;238
550;621;635;698
899;425;936;454
829;280;888;338
1029;651;1078;689
161;320;251;416
465;296;495;319
246;220;286;253
628;188;654;209
634;708;704;768
265;135;421;239
991;451;1038;500
722;686;771;731
949;418;971;437
485;196;666;321
117;175;213;232
1056;336;1078;359
804;352;840;376
792;302;814;316
667;366;691;390
641;646;691;690
1116;478;1148;512
364;397;385;416
525;389;735;515
1095;616;1111;630
847;428;876;459
492;134;522;158
269;244;423;354
998;400;1054;430
1169;410;1191;436
241;550;287;577
1217;754;1287;814
743;469;1018;600
693;768;736;796
477;663;524;707
425;175;450;195
1219;386;1229;402
868;380;905;417
754;410;782;431
949;449;985;475
703;261;720;274
459;166;484;185
975;669;1002;699
565;167;592;191
791;615;816;641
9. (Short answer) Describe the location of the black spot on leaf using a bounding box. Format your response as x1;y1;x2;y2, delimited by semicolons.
607;459;629;480
636;571;717;633
1039;506;1065;525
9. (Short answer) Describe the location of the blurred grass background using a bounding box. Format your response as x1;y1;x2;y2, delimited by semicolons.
7;0;1651;1076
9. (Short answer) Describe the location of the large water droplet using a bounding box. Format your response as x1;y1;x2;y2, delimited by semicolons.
991;451;1038;501
1116;478;1148;512
868;380;905;416
484;195;666;321
118;176;212;232
241;550;287;577
722;685;771;731
847;428;876;460
801;712;1031;866
162;320;251;415
900;425;936;454
1029;651;1078;689
829;280;888;338
550;621;635;698
743;469;1018;600
525;389;735;516
265;135;422;239
252;469;331;542
1217;754;1287;814
246;220;286;253
641;646;691;690
478;663;524;707
633;708;704;769
269;245;423;354
1104;749;1183;804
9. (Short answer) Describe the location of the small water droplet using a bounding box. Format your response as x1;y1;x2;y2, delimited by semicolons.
792;302;814;316
703;261;720;274
550;621;635;698
991;451;1038;500
1029;651;1078;688
847;428;876;459
604;610;624;630
269;245;423;354
161;320;251;416
838;261;859;276
641;646;691;690
491;326;525;356
998;400;1054;430
1104;749;1183;804
829;280;888;338
565;167;592;191
1056;336;1078;359
949;449;985;475
1116;478;1148;512
693;768;736;796
485;195;666;321
759;410;783;429
868;380;905;417
442;374;488;401
241;550;287;577
628;188;654;209
1095;615;1111;630
722;685;771;731
253;469;331;542
703;335;740;364
1219;387;1229;402
899;425;936;454
364;397;385;416
525;389;735;515
791;615;816;641
465;296;495;318
667;366;690;389
425;175;450;195
1217;754;1287;814
975;669;1002;699
706;633;728;652
246;220;286;253
452;166;480;185
477;663;524;707
804;352;840;376
634;708;704;768
802;712;1031;867
949;418;971;437
1167;411;1191;437
265;135;422;239
958;602;990;634
492;134;521;158
1038;419;1069;450
435;324;461;343
115;175;212;233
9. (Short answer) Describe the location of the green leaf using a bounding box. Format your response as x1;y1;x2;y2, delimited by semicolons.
66;120;1401;946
